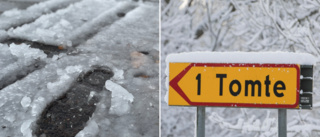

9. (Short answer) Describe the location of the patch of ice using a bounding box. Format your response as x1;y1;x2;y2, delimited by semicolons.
105;80;134;116
20;119;33;137
9;43;47;60
21;96;31;108
31;96;45;116
75;119;99;137
65;65;83;74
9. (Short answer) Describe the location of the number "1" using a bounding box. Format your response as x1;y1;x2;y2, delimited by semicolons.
196;73;201;95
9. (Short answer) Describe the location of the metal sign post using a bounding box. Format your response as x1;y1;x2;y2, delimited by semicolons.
196;106;205;137
278;109;287;137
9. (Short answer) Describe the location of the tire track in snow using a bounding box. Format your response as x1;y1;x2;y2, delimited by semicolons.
8;0;138;48
0;59;46;90
0;43;47;90
0;0;78;30
0;0;139;92
0;0;130;91
68;1;138;46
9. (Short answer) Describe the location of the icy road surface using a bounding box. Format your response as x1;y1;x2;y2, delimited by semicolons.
0;0;159;137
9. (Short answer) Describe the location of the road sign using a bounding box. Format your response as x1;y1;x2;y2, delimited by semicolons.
168;63;301;108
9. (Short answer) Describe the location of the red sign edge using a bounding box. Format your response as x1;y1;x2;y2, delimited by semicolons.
169;63;300;109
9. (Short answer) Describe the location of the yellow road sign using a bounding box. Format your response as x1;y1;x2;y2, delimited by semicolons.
168;63;300;108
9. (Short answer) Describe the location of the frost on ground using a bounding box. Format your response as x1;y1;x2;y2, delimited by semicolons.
0;0;158;137
162;0;320;137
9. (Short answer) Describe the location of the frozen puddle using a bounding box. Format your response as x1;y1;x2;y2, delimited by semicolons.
35;66;114;137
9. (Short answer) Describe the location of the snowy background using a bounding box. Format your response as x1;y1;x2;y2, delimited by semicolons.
0;0;159;137
161;0;320;137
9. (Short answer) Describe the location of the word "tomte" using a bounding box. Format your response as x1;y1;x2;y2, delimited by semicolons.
216;74;285;97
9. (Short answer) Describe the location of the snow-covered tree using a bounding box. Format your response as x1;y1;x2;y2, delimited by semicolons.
162;0;320;136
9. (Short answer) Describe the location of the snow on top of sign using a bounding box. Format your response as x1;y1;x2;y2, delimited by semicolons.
166;51;317;65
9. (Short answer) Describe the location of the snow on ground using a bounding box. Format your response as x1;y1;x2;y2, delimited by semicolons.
77;2;159;51
105;80;134;116
0;0;158;137
0;43;46;89
67;1;138;46
0;54;89;137
0;0;77;30
74;3;159;136
8;0;139;47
